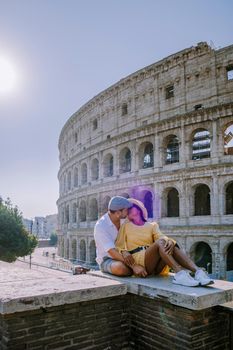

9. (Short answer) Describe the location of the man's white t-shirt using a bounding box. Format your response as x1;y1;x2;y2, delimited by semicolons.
94;213;119;265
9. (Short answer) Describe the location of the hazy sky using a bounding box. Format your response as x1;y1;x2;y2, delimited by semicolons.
0;0;232;219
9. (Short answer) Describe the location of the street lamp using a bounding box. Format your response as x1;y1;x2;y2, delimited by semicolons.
29;219;33;269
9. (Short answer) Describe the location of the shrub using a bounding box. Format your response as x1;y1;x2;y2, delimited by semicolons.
0;197;38;262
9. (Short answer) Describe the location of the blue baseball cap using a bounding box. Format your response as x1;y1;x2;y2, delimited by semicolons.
108;196;133;211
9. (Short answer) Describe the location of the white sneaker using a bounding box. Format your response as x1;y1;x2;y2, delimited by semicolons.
173;270;199;287
194;269;214;286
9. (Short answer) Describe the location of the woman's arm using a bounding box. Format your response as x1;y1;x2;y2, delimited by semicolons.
115;223;136;267
152;222;176;254
115;223;127;251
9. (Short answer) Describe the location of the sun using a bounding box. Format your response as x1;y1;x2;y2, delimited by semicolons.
0;56;17;95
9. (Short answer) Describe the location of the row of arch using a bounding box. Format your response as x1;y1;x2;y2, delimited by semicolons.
58;237;233;277
60;181;233;225
60;123;233;192
60;238;97;264
190;241;233;275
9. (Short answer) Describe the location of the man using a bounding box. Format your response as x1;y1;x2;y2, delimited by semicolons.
94;196;146;276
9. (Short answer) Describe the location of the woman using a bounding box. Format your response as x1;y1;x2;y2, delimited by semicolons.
116;198;214;287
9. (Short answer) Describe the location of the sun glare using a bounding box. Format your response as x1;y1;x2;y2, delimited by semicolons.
0;56;17;95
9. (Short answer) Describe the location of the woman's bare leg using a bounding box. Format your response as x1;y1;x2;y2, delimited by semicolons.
172;247;198;273
154;258;167;275
145;240;182;275
144;242;161;274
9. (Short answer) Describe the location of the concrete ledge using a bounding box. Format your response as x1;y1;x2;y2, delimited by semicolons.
88;271;233;310
0;263;127;314
2;261;233;315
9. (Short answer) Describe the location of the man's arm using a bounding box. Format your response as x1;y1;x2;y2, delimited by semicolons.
95;222;134;265
108;248;125;263
94;224;147;276
108;248;136;268
108;248;147;277
94;225;130;265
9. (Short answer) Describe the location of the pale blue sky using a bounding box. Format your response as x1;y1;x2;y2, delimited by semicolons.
0;0;232;218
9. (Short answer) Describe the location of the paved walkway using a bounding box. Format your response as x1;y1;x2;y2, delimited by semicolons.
17;247;74;274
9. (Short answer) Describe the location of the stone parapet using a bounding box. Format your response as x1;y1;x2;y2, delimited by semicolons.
2;263;233;314
1;262;233;349
89;271;233;310
0;263;126;315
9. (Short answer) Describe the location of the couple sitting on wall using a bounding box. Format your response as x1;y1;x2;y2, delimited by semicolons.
94;196;214;287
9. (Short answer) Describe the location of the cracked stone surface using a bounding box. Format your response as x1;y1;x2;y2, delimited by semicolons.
0;261;127;314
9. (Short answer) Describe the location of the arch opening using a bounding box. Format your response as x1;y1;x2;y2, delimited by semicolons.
91;159;99;181
81;163;87;184
226;182;233;215
101;195;111;215
79;200;87;222
65;205;70;223
143;191;153;218
90;198;98;221
89;240;97;264
165;136;179;164
143;143;154;168
191;242;212;273
167;188;179;217
67;171;71;190
74;168;78;187
72;203;77;223
224;123;233;155
103;154;114;177
80;240;86;262
60;238;64;257
192;129;211;160
120;148;131;173
71;239;77;260
226;243;233;281
66;239;70;259
194;184;210;215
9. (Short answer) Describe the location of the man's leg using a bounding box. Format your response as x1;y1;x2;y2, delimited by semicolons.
101;257;132;276
110;261;132;276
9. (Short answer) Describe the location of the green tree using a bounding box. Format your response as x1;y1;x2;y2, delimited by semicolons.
50;232;58;246
0;197;38;262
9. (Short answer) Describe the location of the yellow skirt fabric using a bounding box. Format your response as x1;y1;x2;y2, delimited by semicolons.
132;249;170;276
132;250;146;267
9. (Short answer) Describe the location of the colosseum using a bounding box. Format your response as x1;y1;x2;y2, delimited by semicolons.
57;42;233;280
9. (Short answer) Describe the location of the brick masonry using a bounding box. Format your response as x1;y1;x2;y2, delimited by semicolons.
129;295;230;350
0;296;130;350
0;294;231;350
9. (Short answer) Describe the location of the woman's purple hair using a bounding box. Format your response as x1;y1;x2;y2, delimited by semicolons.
129;204;147;222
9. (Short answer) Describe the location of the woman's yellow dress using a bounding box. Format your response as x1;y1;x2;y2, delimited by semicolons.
115;221;174;275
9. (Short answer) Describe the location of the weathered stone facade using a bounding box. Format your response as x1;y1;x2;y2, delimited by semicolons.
57;42;233;279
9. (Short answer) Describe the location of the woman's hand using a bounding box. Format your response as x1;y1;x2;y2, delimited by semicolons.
132;264;148;277
121;250;135;267
121;251;148;277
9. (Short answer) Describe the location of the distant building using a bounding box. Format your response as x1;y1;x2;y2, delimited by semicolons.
22;218;33;233
45;214;58;237
33;217;47;238
23;215;57;239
